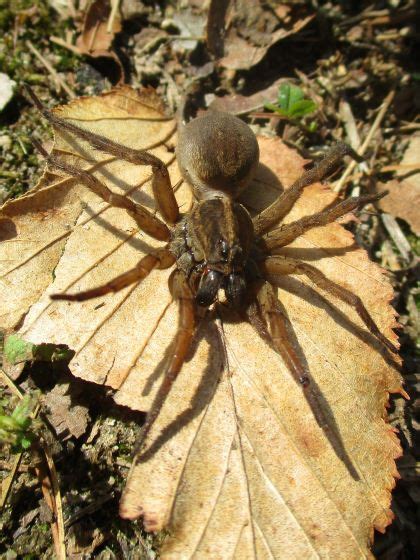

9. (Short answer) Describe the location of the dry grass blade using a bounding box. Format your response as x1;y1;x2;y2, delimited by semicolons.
0;87;404;558
0;370;65;559
334;90;395;192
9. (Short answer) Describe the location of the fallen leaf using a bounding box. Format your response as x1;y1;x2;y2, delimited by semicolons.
219;0;313;71
171;10;206;53
208;78;289;115
43;381;90;439
377;134;420;235
76;0;123;79
0;87;403;558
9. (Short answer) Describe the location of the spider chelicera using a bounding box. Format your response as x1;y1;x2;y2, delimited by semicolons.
26;86;398;457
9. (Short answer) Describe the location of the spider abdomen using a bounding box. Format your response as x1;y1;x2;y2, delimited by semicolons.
176;111;259;200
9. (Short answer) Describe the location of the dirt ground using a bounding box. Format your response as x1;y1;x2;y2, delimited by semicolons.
0;1;419;558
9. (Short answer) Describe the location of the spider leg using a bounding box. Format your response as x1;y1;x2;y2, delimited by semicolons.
50;249;175;301
133;269;195;457
251;280;330;429
263;191;386;250
33;139;170;242
253;142;363;236
262;256;399;354
25;85;179;225
250;280;360;479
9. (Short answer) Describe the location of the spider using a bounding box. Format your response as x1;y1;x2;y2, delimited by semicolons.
26;86;398;458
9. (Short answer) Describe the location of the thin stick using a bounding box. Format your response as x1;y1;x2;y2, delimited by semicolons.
381;213;412;262
107;0;121;33
1;454;22;509
50;35;82;55
26;40;75;98
42;441;66;560
330;162;420;188
334;89;395;192
0;368;23;398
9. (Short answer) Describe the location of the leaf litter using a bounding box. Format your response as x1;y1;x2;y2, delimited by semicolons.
0;86;405;558
377;134;420;236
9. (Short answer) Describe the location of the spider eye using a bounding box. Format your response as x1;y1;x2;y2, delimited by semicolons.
196;269;223;307
225;273;246;307
219;239;229;260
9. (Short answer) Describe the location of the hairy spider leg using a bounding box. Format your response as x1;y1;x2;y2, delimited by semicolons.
253;280;331;429
32;139;170;242
251;280;361;479
133;270;196;457
50;250;175;301
262;256;398;354
253;142;364;236
25;85;179;225
263;192;386;250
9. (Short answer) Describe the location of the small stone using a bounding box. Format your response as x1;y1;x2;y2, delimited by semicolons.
0;134;12;150
0;185;8;204
0;73;16;112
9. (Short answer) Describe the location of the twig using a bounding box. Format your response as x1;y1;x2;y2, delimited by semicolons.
0;459;30;472
384;123;420;133
42;442;66;559
26;40;75;99
381;163;420;173
50;35;82;55
332;163;420;187
334;89;395;192
64;493;114;529
1;454;23;508
206;0;230;57
339;99;362;151
381;213;412;262
107;0;121;33
0;367;23;398
339;99;369;196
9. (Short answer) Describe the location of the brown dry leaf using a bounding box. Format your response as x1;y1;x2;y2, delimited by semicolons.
0;87;403;558
209;78;288;115
76;0;123;77
43;381;90;439
220;0;313;71
377;134;420;235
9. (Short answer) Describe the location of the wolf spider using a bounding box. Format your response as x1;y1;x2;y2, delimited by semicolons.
26;87;398;457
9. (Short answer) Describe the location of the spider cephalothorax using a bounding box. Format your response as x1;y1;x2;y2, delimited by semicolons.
26;86;398;459
170;196;256;307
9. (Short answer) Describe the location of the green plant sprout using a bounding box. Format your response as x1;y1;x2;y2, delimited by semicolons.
0;393;39;453
265;83;318;131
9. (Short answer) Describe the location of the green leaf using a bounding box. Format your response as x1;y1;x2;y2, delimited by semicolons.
4;334;74;364
278;83;304;112
264;102;287;116
288;99;317;118
20;437;32;450
12;394;32;421
307;121;318;133
4;335;35;364
0;415;19;431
